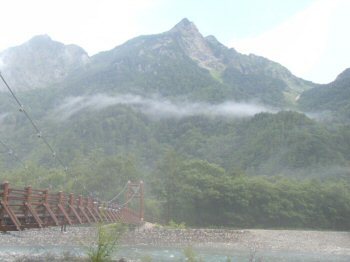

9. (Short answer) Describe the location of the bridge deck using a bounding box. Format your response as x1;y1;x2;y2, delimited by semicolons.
0;182;144;231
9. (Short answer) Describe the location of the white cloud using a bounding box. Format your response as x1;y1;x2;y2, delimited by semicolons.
54;94;274;120
229;0;339;82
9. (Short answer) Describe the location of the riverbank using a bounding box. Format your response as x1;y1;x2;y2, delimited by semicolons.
0;226;349;261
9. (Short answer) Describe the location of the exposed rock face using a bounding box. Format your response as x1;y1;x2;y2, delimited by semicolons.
0;35;89;91
168;18;225;71
166;18;313;100
0;18;315;105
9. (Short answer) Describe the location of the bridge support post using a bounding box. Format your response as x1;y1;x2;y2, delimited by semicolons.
85;196;98;222
68;193;82;224
57;191;72;225
139;181;144;222
42;189;59;226
78;195;91;223
125;181;131;209
24;185;43;228
0;182;22;231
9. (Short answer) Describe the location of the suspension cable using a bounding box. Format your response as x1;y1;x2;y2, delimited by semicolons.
0;72;107;202
119;184;140;208
0;138;26;168
108;182;129;204
0;72;67;171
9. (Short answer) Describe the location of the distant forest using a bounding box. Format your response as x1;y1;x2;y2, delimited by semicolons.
1;109;349;230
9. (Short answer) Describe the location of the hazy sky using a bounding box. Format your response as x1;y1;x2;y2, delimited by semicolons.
0;0;349;83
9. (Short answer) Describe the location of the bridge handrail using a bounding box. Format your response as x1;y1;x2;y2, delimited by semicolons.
0;181;144;231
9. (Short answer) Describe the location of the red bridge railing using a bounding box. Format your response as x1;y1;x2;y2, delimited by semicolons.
0;181;144;231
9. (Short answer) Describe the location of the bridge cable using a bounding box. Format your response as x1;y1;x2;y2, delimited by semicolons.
119;184;140;208
107;182;129;204
0;72;110;202
0;72;100;201
0;138;26;168
0;72;67;171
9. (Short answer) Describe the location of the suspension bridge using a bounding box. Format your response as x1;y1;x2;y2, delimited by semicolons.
0;181;144;231
0;72;146;231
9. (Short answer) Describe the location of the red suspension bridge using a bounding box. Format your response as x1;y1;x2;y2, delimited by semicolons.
0;73;147;232
0;181;144;231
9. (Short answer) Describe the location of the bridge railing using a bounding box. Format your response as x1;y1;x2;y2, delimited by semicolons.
0;181;144;231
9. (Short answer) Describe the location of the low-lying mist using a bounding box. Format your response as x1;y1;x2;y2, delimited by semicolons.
53;94;274;120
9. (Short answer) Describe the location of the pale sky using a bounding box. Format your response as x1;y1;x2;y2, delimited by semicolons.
0;0;349;83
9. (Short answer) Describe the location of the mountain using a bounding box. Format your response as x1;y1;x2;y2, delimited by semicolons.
0;35;89;92
0;18;349;179
0;19;315;107
62;18;315;107
298;68;350;121
2;101;350;178
1;19;350;230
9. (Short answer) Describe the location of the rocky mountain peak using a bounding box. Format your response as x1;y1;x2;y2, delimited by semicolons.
169;18;199;35
28;34;52;43
0;35;89;92
23;35;61;51
168;18;225;71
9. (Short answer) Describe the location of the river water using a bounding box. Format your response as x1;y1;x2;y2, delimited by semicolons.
0;245;349;262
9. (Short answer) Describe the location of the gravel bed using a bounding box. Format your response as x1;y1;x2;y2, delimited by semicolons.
0;226;349;261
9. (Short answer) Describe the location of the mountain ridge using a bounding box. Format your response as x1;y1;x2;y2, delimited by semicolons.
0;35;89;92
0;18;316;107
0;19;350;231
299;67;350;121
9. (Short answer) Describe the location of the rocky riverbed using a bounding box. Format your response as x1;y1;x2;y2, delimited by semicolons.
0;225;349;261
124;227;350;255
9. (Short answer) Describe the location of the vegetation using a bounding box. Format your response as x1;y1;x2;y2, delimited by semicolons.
0;21;349;233
299;68;350;122
87;223;126;262
1;17;349;262
1;150;349;230
183;246;205;262
166;220;186;229
2;107;350;179
1;111;350;231
151;153;350;230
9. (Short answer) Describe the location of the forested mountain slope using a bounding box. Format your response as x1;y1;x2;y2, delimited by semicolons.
299;68;350;122
0;19;349;229
1;19;314;106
